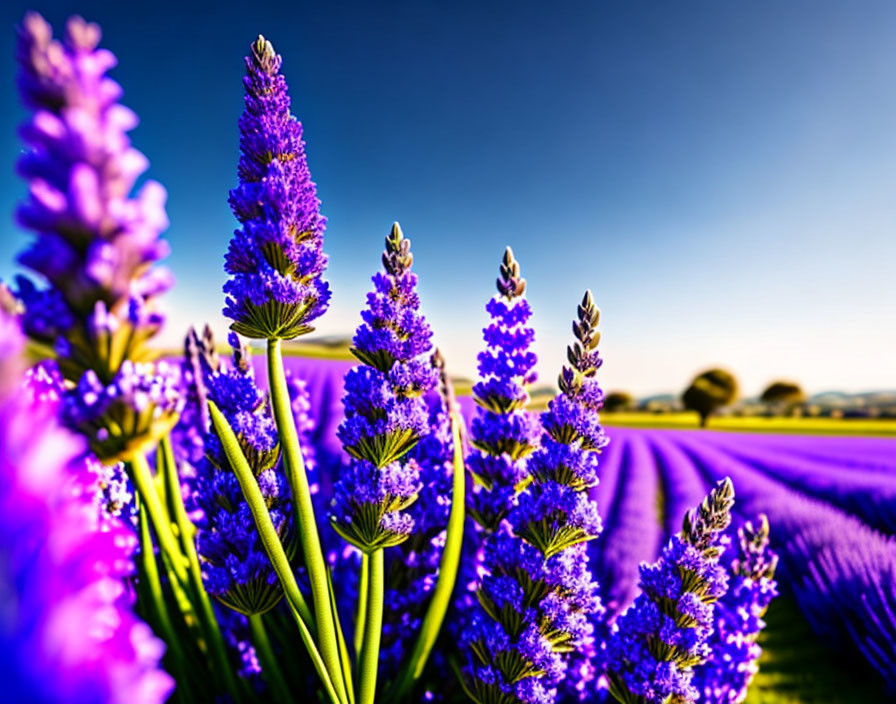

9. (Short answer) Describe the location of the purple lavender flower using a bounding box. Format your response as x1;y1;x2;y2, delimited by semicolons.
62;359;183;461
14;12;177;461
0;306;173;703
223;36;330;340
194;334;295;614
463;291;607;704
693;515;779;704
330;224;437;552
14;11;170;363
467;247;540;531
606;478;735;704
330;458;422;550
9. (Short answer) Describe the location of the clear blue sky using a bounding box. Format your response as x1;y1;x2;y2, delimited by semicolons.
2;0;895;396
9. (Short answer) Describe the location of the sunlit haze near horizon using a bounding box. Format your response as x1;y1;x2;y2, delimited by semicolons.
2;0;895;397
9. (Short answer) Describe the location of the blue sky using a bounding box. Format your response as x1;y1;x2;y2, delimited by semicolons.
2;1;895;396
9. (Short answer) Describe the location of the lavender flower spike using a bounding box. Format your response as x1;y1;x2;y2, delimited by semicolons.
467;247;540;530
693;515;779;704
607;478;735;704
515;290;607;557
463;291;607;704
15;12;171;382
14;12;179;461
224;36;330;340
331;223;437;552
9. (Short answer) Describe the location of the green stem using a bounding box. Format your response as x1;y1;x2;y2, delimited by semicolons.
249;614;293;704
327;568;356;704
354;553;370;659
390;412;467;698
128;451;188;585
138;502;192;703
208;399;339;704
158;437;243;702
358;549;384;704
267;339;348;703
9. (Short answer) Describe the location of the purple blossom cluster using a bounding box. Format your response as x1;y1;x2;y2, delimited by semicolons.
467;247;540;531
331;224;437;552
64;359;183;460
606;478;735;704
193;332;296;615
693;516;779;704
177;326;321;685
223;36;330;340
462;287;607;704
0;306;172;704
14;12;177;461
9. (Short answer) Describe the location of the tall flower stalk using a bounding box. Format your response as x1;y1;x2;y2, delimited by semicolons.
606;478;735;704
10;15;245;699
12;11;190;592
222;34;348;702
462;290;606;704
331;223;437;704
14;12;178;459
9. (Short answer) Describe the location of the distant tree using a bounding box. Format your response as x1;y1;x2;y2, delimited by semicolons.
603;391;634;413
760;381;806;415
682;369;738;428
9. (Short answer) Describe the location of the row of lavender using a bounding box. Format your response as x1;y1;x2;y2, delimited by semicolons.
590;427;896;691
1;10;880;704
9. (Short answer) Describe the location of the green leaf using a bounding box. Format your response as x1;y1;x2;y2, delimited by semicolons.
388;409;468;700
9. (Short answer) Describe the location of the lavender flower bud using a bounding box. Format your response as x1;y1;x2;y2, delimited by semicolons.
15;13;171;382
62;360;183;462
338;223;437;468
14;13;176;459
464;292;607;703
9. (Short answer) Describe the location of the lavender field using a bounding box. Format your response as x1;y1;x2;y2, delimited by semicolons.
273;352;896;702
3;7;895;704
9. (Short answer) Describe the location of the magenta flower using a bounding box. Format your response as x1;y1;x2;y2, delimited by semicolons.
0;306;173;703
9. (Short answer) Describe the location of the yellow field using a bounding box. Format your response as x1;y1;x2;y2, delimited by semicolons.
601;412;896;437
